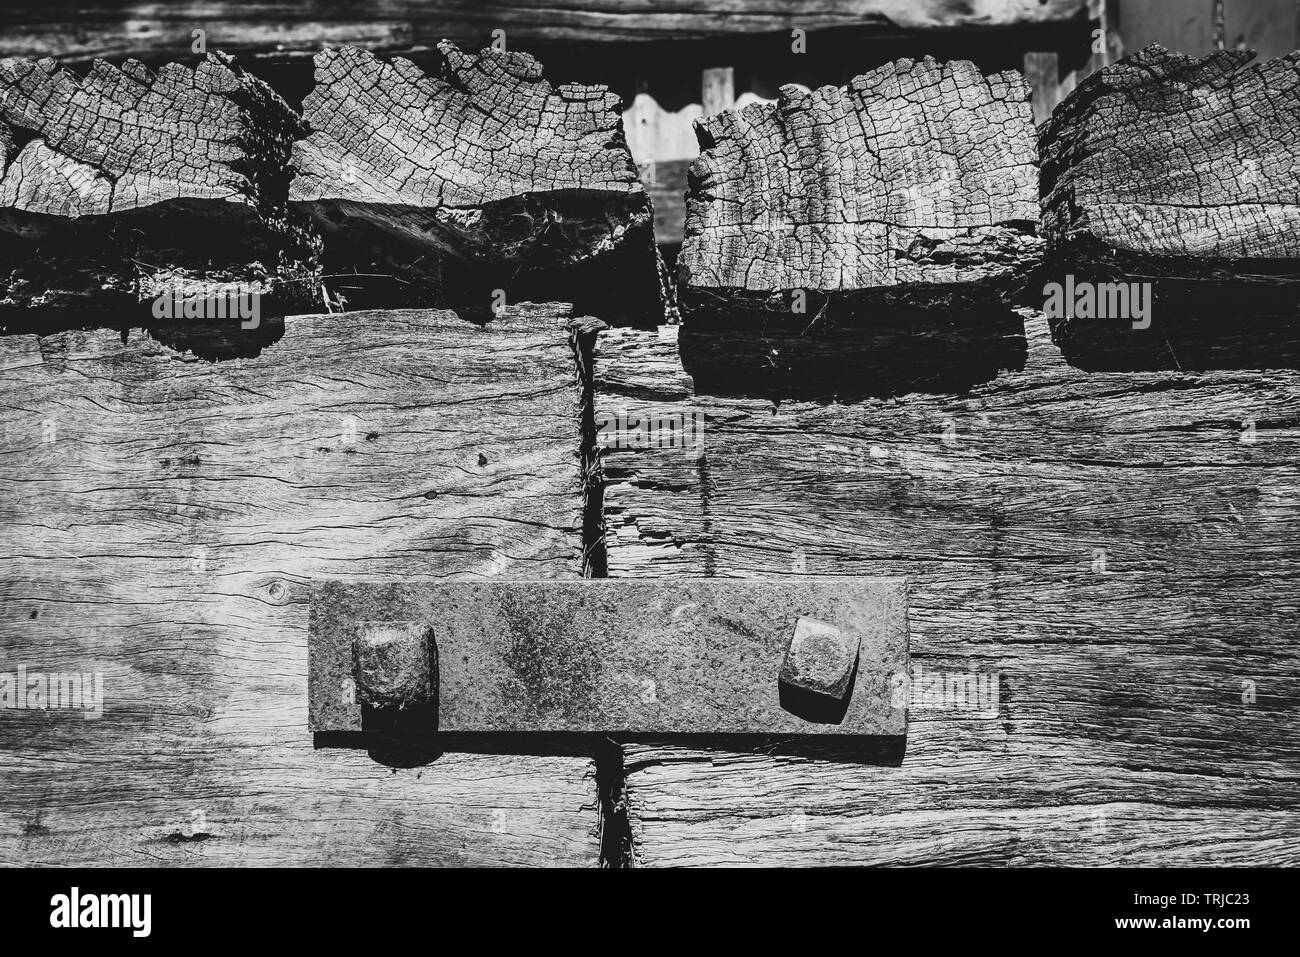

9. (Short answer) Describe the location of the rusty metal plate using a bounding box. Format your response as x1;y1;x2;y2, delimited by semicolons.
308;579;908;736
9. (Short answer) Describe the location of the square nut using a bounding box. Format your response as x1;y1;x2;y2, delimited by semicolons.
779;616;860;701
354;621;434;712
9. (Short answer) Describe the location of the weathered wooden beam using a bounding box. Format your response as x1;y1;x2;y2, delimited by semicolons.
593;319;1300;865
289;42;665;321
0;303;604;865
0;53;320;312
1040;44;1300;270
0;2;1095;62
309;579;908;736
678;57;1043;328
1039;44;1300;364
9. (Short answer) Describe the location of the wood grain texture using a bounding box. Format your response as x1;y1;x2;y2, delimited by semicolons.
0;2;1094;61
289;43;663;320
0;53;319;310
0;304;603;866
1040;44;1300;265
678;57;1042;318
291;43;645;256
594;312;1300;866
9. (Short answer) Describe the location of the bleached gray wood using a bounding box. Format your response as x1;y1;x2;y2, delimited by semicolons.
0;304;603;866
679;57;1042;315
1040;44;1300;266
0;53;319;310
290;43;663;320
594;312;1300;866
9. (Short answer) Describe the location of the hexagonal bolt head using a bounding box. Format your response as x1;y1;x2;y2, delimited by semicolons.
354;621;435;712
779;616;860;701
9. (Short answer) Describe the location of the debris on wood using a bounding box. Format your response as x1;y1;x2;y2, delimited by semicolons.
290;42;666;322
0;53;320;316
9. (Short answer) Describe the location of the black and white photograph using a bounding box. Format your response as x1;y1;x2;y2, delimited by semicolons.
0;0;1293;931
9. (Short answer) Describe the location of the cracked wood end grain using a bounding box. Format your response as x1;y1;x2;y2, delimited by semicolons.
0;303;602;866
0;53;320;311
678;57;1042;318
290;43;664;321
1040;44;1300;268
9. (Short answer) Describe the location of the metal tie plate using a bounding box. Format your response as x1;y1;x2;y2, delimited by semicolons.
309;578;908;737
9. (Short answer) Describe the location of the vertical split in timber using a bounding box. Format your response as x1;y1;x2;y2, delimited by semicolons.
0;54;321;316
289;42;668;324
677;57;1043;397
0;304;605;865
593;318;1300;866
1039;44;1300;368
